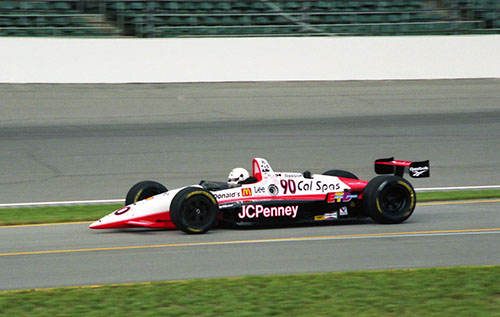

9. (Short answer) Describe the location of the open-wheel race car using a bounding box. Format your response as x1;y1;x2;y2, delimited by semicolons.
89;157;429;234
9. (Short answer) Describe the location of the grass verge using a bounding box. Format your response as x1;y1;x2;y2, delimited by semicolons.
417;189;500;202
1;190;500;226
1;266;499;316
0;204;122;226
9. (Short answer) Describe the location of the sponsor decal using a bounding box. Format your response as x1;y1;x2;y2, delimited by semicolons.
300;180;342;192
324;212;338;220
339;206;348;216
237;204;298;219
241;188;252;197
219;203;236;209
268;184;279;196
280;179;343;194
214;191;241;200
280;179;340;195
283;173;303;178
297;180;313;191
316;211;341;220
327;192;358;203
259;160;271;173
409;166;429;177
114;206;130;215
280;179;297;194
254;186;266;194
315;180;341;192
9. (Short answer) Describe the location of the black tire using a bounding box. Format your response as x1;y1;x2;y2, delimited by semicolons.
125;181;168;205
363;176;416;224
170;187;219;234
322;169;359;180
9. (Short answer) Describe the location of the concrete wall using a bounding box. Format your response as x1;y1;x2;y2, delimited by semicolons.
1;35;499;83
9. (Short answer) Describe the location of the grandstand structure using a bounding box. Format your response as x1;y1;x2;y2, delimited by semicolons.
1;0;499;37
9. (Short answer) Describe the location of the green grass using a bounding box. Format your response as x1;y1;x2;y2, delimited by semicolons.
417;189;500;202
1;266;499;316
0;190;499;226
0;204;122;226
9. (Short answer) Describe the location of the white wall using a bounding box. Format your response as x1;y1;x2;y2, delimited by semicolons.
1;35;499;83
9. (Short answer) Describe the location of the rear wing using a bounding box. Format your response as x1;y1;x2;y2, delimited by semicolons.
375;157;430;178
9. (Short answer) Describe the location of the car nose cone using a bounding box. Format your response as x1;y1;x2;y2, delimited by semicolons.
89;218;120;229
89;219;103;229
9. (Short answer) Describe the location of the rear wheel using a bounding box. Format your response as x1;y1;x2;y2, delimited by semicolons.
363;176;416;224
125;181;168;205
170;187;219;234
323;169;359;180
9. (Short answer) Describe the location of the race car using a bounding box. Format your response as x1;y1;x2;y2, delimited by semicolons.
89;157;429;234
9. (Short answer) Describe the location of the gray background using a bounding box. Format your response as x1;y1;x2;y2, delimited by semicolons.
1;79;499;290
1;79;499;203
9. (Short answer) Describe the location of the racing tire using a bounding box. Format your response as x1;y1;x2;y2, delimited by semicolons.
125;181;168;205
170;187;219;234
363;176;416;224
323;170;359;180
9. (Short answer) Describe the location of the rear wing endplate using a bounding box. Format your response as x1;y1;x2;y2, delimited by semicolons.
375;157;430;178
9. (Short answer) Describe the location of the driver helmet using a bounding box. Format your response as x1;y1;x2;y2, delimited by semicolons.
228;167;249;185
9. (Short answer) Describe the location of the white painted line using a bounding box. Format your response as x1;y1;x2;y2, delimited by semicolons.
1;185;499;208
0;199;123;208
415;185;500;192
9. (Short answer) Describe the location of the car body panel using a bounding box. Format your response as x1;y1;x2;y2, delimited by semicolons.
90;157;427;231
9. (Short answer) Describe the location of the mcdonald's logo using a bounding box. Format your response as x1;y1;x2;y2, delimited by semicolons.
241;188;252;197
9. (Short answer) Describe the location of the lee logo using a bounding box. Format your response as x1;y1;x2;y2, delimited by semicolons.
241;188;252;197
254;186;266;194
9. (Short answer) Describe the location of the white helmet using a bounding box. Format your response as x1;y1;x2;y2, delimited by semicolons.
228;167;249;185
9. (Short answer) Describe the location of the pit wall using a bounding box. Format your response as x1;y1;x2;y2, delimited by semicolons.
1;35;499;83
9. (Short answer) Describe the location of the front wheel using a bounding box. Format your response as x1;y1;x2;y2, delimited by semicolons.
170;187;219;234
363;176;416;224
125;181;168;205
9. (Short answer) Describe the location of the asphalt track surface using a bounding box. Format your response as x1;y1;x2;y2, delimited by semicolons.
1;200;500;290
1;79;500;203
1;79;500;290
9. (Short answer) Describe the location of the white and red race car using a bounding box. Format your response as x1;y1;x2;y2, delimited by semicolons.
90;157;429;234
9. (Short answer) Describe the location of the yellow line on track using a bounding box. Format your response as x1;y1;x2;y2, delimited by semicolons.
1;228;500;257
0;281;159;294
